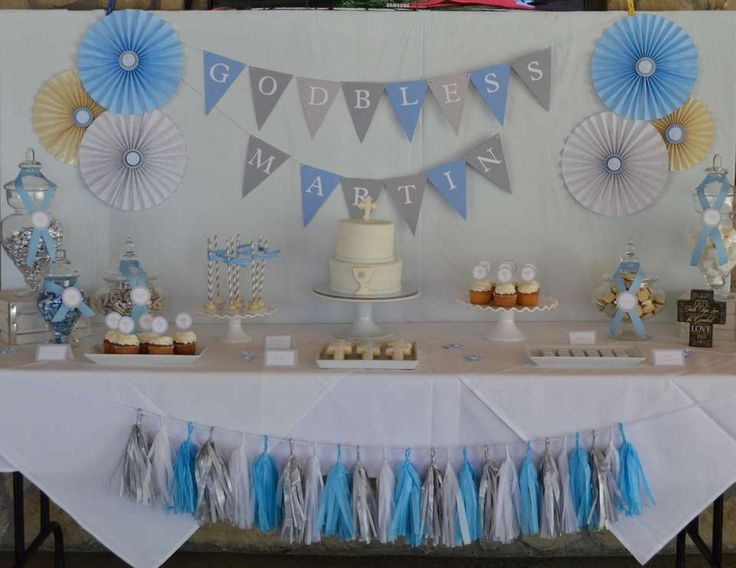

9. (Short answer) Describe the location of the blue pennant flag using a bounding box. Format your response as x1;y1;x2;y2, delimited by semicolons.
300;165;342;227
470;64;511;125
385;81;428;141
203;51;246;115
426;160;467;220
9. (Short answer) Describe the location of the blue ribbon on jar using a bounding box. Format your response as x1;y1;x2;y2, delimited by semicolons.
14;168;57;267
690;172;731;268
609;260;647;339
42;278;95;322
119;258;148;325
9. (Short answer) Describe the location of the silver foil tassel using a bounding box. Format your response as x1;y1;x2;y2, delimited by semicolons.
419;448;443;546
303;446;324;545
589;431;620;530
377;450;395;544
120;411;151;505
492;447;520;544
441;450;470;547
195;429;234;524
478;446;498;541
147;418;174;509
352;447;378;544
540;439;562;539
278;441;306;543
228;434;253;529
558;437;579;534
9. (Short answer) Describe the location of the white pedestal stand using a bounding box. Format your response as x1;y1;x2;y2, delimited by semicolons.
314;286;420;340
457;297;558;342
195;305;277;343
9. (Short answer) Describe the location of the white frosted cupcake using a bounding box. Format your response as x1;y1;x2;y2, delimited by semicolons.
493;282;517;308
112;333;140;355
517;280;540;307
147;335;174;355
174;331;197;355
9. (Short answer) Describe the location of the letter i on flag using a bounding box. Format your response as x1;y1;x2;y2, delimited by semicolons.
203;51;246;115
426;160;467;219
300;165;342;226
385;81;428;141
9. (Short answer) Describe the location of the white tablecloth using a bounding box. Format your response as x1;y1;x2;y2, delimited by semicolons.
1;321;735;567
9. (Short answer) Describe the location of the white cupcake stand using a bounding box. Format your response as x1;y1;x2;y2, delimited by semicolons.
195;305;277;343
458;297;558;342
314;285;420;340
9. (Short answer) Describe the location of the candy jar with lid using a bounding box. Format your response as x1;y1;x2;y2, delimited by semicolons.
0;148;63;296
94;237;165;323
687;155;736;299
593;240;666;340
37;248;94;344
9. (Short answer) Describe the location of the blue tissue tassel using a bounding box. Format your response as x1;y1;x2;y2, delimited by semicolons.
390;448;423;546
459;447;480;542
251;436;280;531
317;444;354;540
618;424;654;516
568;432;592;530
170;422;198;515
518;442;540;535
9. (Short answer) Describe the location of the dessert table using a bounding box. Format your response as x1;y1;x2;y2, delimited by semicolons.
0;321;735;567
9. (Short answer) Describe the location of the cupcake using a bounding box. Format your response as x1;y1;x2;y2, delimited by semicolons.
174;331;197;355
493;282;517;308
517;280;540;307
103;330;119;354
147;335;174;355
137;331;157;355
469;279;493;305
112;333;140;354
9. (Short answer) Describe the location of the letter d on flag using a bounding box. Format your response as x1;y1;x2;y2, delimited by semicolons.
204;51;246;115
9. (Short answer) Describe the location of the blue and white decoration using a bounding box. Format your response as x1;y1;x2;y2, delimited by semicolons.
592;14;699;121
120;410;653;548
78;10;184;115
690;167;732;268
14;160;57;267
609;256;648;339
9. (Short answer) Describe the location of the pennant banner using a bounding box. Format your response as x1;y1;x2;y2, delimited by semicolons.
300;165;342;227
385;174;427;235
385;80;428;141
470;64;511;125
511;48;552;111
249;66;293;129
342;82;385;142
342;178;384;219
243;136;290;198
428;74;470;134
427;160;467;220
464;134;511;194
203;51;246;116
297;77;341;139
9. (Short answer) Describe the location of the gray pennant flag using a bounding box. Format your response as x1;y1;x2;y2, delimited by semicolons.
511;48;551;111
385;173;426;235
249;66;293;129
464;134;511;194
342;82;384;142
242;136;290;198
341;178;384;219
297;77;340;139
428;73;470;133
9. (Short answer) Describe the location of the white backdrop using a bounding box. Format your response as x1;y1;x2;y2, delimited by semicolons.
1;10;734;324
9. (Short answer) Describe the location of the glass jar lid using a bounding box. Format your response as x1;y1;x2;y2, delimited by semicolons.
103;236;158;284
47;248;79;278
3;149;58;211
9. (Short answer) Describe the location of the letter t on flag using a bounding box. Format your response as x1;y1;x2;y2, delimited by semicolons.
203;51;246;115
300;165;342;226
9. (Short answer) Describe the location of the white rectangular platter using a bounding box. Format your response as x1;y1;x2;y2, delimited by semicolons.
526;345;645;369
316;344;418;370
84;347;208;367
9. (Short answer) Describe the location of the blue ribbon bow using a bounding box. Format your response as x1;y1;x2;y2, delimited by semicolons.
119;258;149;325
15;168;57;267
42;277;95;323
690;173;731;268
609;260;646;339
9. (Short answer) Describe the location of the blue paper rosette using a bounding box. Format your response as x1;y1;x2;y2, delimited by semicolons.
77;10;184;115
592;14;698;121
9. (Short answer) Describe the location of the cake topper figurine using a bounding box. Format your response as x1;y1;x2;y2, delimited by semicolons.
357;196;377;221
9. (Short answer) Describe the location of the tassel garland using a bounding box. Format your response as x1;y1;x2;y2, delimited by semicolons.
390;449;423;546
477;447;498;540
419;450;443;546
540;439;562;539
376;453;395;544
120;411;151;505
195;430;234;524
252;436;280;531
277;443;306;543
303;448;324;545
317;445;355;540
352;448;378;544
227;435;253;529
170;422;198;515
518;442;541;536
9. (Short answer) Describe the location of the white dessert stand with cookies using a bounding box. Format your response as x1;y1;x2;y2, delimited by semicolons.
314;285;419;340
457;297;558;342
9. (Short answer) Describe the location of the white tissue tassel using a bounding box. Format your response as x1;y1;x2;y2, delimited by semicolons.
442;459;471;547
377;458;395;544
227;438;253;529
147;424;174;509
492;452;520;544
303;454;324;545
352;460;378;544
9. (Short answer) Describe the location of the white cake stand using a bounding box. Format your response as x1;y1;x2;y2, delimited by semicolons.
195;304;277;343
457;296;558;342
314;285;420;340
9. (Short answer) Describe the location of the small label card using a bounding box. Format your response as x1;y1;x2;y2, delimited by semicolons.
651;349;686;367
264;335;293;349
35;344;74;362
568;331;597;345
264;349;298;367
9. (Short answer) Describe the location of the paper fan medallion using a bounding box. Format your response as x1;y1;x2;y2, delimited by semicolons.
592;14;698;121
561;112;668;216
651;98;714;171
77;10;184;115
78;111;188;211
32;70;105;166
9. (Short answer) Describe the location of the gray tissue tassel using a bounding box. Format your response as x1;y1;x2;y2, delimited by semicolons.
303;454;324;545
589;444;620;530
195;438;234;523
540;445;562;539
419;461;443;546
478;457;498;540
352;460;378;544
278;453;306;543
120;421;151;505
558;439;579;534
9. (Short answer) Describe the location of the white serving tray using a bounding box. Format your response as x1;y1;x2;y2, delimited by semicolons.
316;343;418;370
84;347;208;367
526;345;645;369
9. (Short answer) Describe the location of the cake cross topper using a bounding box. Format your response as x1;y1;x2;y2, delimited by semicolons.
357;196;377;221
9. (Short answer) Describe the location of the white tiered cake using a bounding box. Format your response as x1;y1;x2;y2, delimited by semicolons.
328;199;403;296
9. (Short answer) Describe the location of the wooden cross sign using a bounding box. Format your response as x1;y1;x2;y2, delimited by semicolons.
677;289;726;348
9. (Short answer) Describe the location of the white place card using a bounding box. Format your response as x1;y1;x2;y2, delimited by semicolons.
651;349;685;367
568;331;597;345
35;344;74;362
265;335;293;349
264;349;298;367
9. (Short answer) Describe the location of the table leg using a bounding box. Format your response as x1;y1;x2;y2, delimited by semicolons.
673;494;724;568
